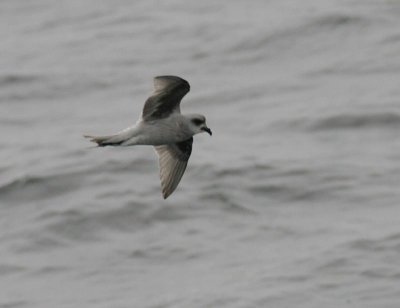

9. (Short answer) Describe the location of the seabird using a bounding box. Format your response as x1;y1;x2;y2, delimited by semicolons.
84;75;212;199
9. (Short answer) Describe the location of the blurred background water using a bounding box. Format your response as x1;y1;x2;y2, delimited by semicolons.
1;0;400;307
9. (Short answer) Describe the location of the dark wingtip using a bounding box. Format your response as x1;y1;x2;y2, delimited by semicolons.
162;191;169;199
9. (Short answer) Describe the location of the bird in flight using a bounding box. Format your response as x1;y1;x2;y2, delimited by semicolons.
84;75;212;199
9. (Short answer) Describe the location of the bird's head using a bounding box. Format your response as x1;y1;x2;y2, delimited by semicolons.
187;114;212;136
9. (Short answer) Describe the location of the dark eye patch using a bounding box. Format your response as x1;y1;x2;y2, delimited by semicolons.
191;118;203;126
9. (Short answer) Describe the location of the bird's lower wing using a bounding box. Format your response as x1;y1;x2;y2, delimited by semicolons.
154;138;193;199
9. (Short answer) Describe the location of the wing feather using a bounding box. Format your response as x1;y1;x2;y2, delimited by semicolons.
142;76;190;121
154;138;193;199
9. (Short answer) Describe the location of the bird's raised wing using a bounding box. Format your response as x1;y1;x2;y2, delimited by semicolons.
142;76;190;121
154;137;193;199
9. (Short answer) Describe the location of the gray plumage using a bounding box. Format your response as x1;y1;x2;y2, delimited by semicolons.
142;76;190;121
155;138;193;199
84;76;211;199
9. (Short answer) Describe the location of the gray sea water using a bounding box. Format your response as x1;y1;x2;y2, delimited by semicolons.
1;0;400;307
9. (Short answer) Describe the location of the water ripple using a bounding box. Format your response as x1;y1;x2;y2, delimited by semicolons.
310;113;400;131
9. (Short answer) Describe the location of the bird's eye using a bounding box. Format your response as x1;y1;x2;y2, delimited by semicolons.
191;119;203;126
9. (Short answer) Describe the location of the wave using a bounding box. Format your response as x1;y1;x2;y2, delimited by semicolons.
201;190;256;214
0;264;27;275
348;232;400;253
0;72;112;102
310;113;400;131
34;200;192;244
278;112;400;132
227;13;368;59
191;162;355;206
0;74;42;87
0;173;83;204
0;156;155;204
311;13;367;29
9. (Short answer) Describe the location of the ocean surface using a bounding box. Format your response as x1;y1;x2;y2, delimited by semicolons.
1;0;400;307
